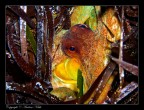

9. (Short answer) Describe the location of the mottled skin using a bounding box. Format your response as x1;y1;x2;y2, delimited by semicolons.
61;23;111;92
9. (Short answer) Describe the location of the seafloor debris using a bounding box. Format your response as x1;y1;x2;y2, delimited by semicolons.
6;6;138;104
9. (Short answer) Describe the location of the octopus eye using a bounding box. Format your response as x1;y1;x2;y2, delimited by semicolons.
69;46;75;51
78;24;88;28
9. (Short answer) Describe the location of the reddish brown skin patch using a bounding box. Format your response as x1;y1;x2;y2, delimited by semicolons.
61;24;95;60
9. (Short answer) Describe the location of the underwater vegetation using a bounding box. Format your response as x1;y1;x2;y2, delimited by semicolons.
6;6;138;104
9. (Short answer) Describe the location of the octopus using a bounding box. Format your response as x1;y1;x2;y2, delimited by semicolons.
61;24;111;91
